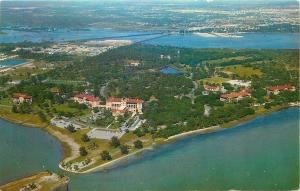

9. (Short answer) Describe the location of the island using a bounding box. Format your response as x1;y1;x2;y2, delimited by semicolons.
0;43;299;174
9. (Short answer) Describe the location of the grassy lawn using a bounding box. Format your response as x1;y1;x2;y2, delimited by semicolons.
54;104;80;113
47;79;86;86
53;103;90;116
200;76;229;84
6;62;50;81
63;129;155;172
78;133;154;172
0;106;48;127
0;97;11;105
207;56;248;65
224;65;262;78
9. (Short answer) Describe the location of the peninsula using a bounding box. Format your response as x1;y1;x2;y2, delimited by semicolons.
0;43;299;174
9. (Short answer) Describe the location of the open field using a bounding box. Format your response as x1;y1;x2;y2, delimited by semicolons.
0;106;48;127
224;65;262;77
206;56;248;65
47;79;86;86
200;76;229;84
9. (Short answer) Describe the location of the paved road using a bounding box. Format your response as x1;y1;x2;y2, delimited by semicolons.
186;72;199;105
100;82;108;98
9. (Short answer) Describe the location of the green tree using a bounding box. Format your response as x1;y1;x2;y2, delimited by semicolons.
93;107;100;113
100;150;112;161
79;147;88;156
134;140;143;149
110;136;120;148
12;105;18;113
19;103;32;114
81;134;90;142
38;111;47;122
66;124;76;133
120;145;129;154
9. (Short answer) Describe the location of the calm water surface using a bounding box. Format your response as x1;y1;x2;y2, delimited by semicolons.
1;28;299;49
0;108;299;190
0;120;61;184
0;59;26;68
147;32;299;49
160;67;181;75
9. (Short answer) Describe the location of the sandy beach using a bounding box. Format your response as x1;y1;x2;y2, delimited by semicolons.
166;125;222;141
62;126;223;174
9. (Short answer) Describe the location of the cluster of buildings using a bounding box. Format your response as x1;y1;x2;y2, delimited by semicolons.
267;85;296;95
73;94;144;116
182;6;299;33
10;83;296;110
220;89;251;102
202;84;225;95
202;82;296;103
13;40;132;57
73;94;101;108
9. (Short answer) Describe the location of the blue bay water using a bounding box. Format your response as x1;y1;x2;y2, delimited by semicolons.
0;108;298;190
0;59;26;67
0;28;159;44
146;32;300;49
1;28;299;49
0;120;62;184
160;67;181;75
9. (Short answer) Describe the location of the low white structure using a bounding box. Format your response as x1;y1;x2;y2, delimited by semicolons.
228;80;251;88
50;117;83;130
130;61;141;67
87;128;124;140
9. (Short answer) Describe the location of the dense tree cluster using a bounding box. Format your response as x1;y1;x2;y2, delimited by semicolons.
2;44;299;140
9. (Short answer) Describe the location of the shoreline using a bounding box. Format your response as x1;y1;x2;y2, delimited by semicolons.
0;112;78;164
0;59;34;73
166;125;222;142
0;104;299;174
59;147;154;174
0;171;69;191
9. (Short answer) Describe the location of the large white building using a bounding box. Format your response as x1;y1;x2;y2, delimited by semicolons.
106;97;144;116
73;94;144;116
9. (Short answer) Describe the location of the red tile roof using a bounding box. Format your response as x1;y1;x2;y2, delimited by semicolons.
204;85;221;91
221;90;251;99
107;97;144;104
126;98;144;104
267;85;295;92
13;93;32;99
107;97;123;103
74;94;100;102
